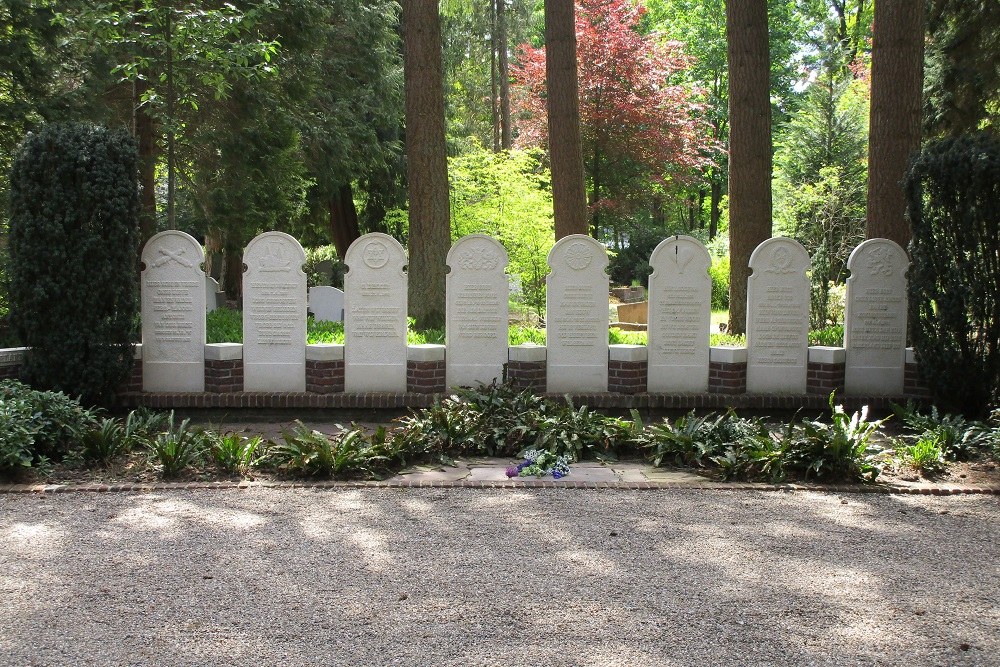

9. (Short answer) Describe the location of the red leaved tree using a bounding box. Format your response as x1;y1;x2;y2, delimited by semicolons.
513;0;714;236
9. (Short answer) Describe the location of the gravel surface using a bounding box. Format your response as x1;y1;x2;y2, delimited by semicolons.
1;489;998;666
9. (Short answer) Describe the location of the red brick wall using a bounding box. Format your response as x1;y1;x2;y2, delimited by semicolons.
205;359;244;393
608;360;646;394
506;360;546;393
807;361;845;396
708;361;746;394
305;360;345;394
407;360;445;394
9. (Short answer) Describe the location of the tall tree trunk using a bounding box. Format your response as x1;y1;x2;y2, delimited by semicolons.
726;0;772;335
710;176;722;240
328;183;362;259
404;0;451;330
135;80;157;247
498;0;512;149
490;0;500;152
545;0;589;239
133;3;156;247
866;0;924;247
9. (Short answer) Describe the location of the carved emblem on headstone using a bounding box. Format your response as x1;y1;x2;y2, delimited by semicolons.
457;247;500;270
670;245;694;274
766;246;795;274
259;242;292;273
363;241;390;269
153;247;193;268
866;246;894;277
564;242;594;270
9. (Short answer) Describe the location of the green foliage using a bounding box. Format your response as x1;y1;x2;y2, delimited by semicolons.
789;394;887;482
146;413;205;478
709;254;730;310
809;325;844;347
270;422;386;479
774;76;868;328
206;308;245;344
508;326;546;346
448;147;554;316
0;380;99;463
80;418;131;467
608;328;648;346
643;411;728;468
303;246;343;288
906;133;1000;418
898;437;947;476
7;124;139;405
208;432;267;476
0;397;40;475
893;402;993;461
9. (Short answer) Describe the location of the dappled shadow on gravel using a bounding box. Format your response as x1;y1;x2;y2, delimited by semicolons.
1;489;998;666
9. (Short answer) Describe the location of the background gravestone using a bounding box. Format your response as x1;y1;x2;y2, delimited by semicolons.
446;234;509;388
309;286;345;322
243;232;307;391
746;237;811;394
546;234;609;392
141;231;206;392
205;276;224;312
845;238;909;394
648;235;711;392
344;233;408;392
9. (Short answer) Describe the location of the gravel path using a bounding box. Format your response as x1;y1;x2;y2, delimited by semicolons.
1;489;998;666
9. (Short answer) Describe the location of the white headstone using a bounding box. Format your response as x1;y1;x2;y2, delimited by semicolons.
746;237;811;393
309;286;345;322
205;276;224;313
446;234;509;388
344;233;407;392
648;235;711;392
243;232;307;391
844;238;909;394
545;234;609;392
141;231;206;392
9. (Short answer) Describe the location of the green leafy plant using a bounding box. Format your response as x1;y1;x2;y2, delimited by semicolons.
643;411;726;467
0;397;40;476
146;412;205;478
0;380;98;462
8;123;139;405
893;402;992;461
80;418;131;466
898;436;947;476
270;421;385;479
788;393;888;481
208;432;266;475
906;133;1000;418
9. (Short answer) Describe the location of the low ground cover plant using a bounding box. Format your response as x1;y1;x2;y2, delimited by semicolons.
2;379;998;484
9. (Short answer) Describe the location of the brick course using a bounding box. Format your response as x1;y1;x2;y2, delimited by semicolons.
807;361;846;395
506;360;546;393
708;361;747;394
407;360;446;394
205;359;244;393
305;360;345;394
608;360;647;394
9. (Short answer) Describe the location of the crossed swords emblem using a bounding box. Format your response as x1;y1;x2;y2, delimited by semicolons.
153;247;193;268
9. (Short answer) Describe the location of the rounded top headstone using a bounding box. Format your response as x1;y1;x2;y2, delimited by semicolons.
141;230;204;272
243;231;306;273
748;237;810;274
649;235;711;277
446;234;509;271
846;238;909;277
547;234;608;272
345;232;406;275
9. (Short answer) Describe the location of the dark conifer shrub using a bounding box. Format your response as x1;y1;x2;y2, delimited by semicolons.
7;124;139;406
905;133;1000;417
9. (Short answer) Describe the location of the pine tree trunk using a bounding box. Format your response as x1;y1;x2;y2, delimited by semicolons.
545;0;589;239
498;0;512;150
135;83;157;247
726;0;772;335
866;0;924;247
404;0;451;330
328;183;362;260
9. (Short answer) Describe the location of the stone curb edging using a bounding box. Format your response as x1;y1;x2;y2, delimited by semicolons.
0;480;997;495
